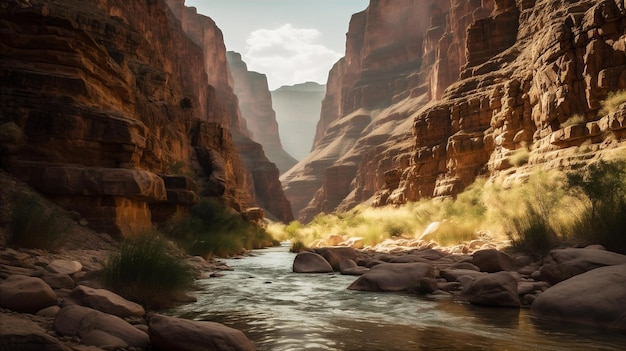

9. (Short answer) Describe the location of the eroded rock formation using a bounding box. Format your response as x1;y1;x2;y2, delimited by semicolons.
281;0;626;222
227;51;297;175
0;0;292;235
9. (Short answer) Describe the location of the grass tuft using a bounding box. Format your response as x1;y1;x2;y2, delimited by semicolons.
102;233;194;308
599;90;626;116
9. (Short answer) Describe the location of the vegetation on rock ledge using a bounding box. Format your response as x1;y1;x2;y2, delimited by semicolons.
269;159;626;255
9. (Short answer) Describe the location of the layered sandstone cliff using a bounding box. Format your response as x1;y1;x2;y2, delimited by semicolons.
0;0;292;235
282;0;626;222
226;51;298;175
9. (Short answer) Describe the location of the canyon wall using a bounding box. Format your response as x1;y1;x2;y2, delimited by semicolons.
282;0;626;223
226;51;298;175
0;0;292;236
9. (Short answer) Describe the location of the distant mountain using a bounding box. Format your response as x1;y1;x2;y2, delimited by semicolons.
271;82;326;161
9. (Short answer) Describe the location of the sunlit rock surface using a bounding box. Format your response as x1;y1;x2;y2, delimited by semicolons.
281;0;626;222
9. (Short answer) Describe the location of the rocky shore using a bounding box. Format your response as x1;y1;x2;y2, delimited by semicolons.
0;242;256;351
293;237;626;330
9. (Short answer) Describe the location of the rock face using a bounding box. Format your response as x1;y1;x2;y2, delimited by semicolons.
0;0;292;236
281;0;626;222
227;51;297;174
271;82;327;161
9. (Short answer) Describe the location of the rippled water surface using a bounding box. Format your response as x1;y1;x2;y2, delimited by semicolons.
168;244;625;351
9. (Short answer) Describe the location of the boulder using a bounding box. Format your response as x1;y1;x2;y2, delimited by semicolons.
440;269;486;283
53;305;150;349
46;260;83;275
70;285;145;317
339;259;369;276
461;271;520;307
42;272;76;289
292;252;333;273
148;313;255;351
530;264;626;330
313;247;357;271
472;249;516;273
0;313;70;351
539;248;626;284
0;275;58;313
347;262;435;292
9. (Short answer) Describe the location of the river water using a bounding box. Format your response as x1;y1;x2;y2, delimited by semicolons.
168;244;625;351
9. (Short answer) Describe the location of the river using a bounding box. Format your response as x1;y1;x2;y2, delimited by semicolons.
168;244;626;351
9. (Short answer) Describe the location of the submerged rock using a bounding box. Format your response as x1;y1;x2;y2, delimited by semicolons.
347;262;434;292
292;252;334;273
460;271;520;307
531;264;626;330
313;247;357;271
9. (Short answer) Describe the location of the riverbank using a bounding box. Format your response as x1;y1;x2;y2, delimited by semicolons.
170;244;626;351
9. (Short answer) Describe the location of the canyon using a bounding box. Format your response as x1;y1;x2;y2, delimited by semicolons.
0;0;293;236
271;82;327;161
281;0;626;223
226;51;297;175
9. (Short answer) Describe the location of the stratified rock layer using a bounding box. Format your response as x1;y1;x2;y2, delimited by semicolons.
0;0;292;234
281;0;626;222
227;51;297;175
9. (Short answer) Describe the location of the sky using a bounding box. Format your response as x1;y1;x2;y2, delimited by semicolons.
185;0;369;90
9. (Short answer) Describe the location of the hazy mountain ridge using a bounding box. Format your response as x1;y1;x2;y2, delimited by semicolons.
271;82;326;161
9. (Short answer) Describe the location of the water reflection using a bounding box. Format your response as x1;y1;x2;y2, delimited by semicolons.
168;245;626;351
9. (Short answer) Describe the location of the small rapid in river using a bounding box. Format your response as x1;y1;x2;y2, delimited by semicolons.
168;244;625;351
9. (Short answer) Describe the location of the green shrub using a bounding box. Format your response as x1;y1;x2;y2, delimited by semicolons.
8;196;65;249
599;90;626;116
102;233;194;308
289;239;307;253
163;198;275;258
566;159;626;252
505;202;557;259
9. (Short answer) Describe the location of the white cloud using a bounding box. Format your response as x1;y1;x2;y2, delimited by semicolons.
244;24;342;90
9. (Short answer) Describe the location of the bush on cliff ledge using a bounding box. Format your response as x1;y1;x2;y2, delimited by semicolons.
102;233;193;308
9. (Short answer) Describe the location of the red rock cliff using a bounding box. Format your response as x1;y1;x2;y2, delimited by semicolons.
226;51;298;175
165;3;293;222
282;0;626;223
0;0;292;235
